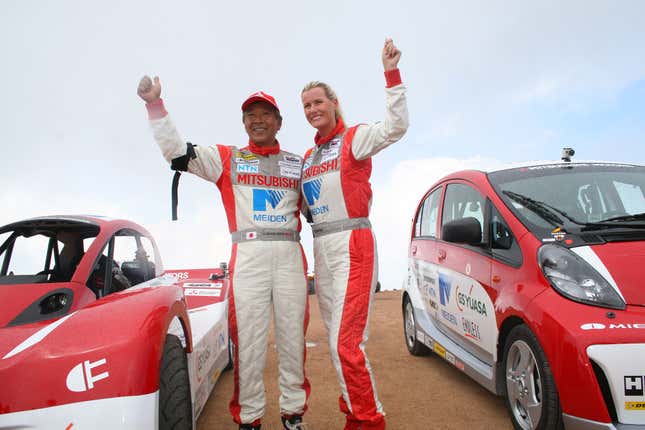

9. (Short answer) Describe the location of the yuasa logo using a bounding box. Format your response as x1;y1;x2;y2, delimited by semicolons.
303;179;322;206
66;358;109;392
253;189;286;211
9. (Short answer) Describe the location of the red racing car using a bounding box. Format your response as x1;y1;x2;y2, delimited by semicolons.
402;158;645;429
0;215;231;429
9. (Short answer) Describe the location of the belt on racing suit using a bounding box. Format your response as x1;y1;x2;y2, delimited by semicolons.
311;217;371;238
231;228;301;243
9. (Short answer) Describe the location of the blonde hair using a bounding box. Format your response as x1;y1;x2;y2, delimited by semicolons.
301;81;344;122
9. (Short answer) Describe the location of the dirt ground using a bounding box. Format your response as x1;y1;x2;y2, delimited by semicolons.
197;291;513;429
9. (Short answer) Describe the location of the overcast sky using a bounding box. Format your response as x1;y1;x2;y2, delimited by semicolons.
1;0;644;291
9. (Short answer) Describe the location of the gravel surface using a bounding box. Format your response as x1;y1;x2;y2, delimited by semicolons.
197;290;513;429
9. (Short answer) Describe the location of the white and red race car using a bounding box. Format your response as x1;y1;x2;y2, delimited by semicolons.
403;160;645;429
0;215;231;429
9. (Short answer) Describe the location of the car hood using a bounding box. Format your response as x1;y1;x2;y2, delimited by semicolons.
584;242;645;306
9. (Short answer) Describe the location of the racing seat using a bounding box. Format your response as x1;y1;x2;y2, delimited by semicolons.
51;242;84;282
121;260;155;285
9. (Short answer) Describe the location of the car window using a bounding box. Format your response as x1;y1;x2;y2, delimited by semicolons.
415;187;442;238
3;235;53;276
442;183;486;235
491;206;522;266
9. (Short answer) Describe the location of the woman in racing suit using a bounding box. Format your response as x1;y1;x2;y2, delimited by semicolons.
299;38;408;430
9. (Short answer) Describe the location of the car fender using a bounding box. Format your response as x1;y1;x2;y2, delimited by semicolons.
0;282;190;414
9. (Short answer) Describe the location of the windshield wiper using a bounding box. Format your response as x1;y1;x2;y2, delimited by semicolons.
582;212;645;231
502;191;590;227
602;212;645;223
502;191;564;227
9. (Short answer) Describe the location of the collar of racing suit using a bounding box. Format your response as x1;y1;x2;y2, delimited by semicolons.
247;139;281;156
314;118;346;146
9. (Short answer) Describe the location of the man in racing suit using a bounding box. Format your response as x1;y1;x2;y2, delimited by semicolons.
300;39;408;429
137;77;310;430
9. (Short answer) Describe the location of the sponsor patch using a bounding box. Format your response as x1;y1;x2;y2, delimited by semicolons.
235;151;259;163
281;155;302;165
280;164;301;179
321;147;339;163
237;163;259;173
185;289;222;297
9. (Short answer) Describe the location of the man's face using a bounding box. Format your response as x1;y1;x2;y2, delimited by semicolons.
243;101;281;146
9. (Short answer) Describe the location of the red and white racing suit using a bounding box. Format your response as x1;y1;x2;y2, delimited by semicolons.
301;69;408;430
146;101;310;426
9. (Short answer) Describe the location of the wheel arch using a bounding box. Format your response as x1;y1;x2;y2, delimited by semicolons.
495;315;526;394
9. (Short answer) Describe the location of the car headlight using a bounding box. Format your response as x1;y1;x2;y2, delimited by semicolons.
538;244;625;310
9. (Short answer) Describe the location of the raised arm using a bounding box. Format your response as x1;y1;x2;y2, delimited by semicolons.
137;75;224;183
350;38;409;161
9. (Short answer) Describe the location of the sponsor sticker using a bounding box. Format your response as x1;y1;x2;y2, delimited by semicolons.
185;289;222;297
625;376;644;396
455;360;465;371
626;402;645;410
433;342;446;358
184;282;222;288
445;351;455;365
581;323;645;330
66;359;109;392
246;231;257;240
168;271;189;280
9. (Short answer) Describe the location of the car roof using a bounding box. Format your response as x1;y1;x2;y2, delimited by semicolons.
441;160;643;181
0;215;151;238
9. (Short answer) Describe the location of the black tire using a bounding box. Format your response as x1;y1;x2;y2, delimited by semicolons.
402;295;429;356
375;281;381;293
159;334;192;430
224;336;234;371
502;325;563;430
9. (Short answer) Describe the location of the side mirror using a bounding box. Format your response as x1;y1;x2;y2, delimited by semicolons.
442;217;482;245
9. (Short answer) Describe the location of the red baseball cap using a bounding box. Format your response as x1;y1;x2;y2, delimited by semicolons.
241;91;280;112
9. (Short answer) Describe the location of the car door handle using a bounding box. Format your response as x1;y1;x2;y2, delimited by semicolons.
492;275;501;283
437;249;446;261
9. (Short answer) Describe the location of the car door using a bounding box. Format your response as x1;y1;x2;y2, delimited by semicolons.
409;186;443;319
435;181;498;365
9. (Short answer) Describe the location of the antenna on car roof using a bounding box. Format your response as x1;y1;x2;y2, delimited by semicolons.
561;147;575;163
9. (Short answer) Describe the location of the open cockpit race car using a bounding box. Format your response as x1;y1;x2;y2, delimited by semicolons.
0;215;231;429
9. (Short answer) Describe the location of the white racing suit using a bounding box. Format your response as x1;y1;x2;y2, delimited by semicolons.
147;101;310;426
301;69;408;430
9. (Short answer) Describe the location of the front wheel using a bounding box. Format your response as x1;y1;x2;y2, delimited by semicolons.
159;334;192;430
503;325;563;430
402;296;428;356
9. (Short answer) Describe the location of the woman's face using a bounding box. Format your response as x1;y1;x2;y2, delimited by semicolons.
301;87;338;133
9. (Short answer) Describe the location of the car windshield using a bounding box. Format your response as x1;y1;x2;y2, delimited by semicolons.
0;220;99;285
488;163;645;236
